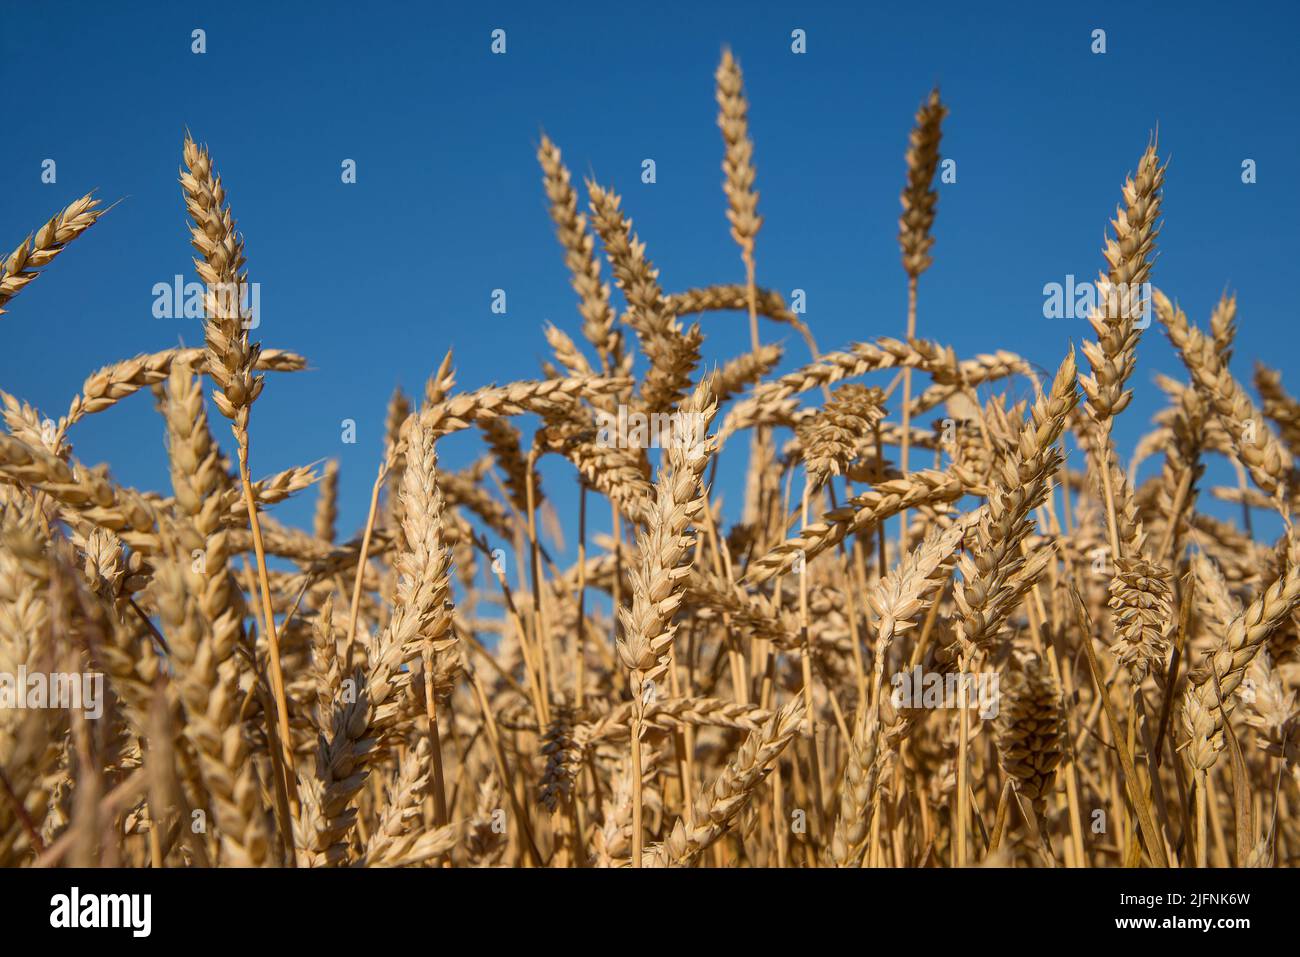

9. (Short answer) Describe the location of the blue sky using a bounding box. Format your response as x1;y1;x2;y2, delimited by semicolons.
2;0;1297;548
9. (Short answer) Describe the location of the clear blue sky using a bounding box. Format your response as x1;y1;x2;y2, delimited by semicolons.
3;0;1297;547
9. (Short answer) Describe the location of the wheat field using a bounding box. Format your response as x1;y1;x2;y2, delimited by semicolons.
0;48;1297;870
